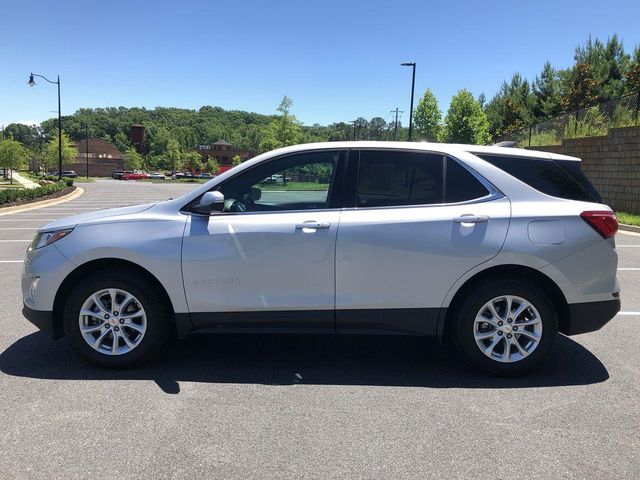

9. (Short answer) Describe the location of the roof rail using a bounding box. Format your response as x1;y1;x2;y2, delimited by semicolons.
492;141;516;148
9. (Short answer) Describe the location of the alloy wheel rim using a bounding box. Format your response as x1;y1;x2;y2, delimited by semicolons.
78;288;147;356
473;295;542;363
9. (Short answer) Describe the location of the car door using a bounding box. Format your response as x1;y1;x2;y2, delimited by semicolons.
181;149;345;333
335;149;510;335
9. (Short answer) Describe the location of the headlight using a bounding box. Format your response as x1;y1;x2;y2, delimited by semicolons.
29;228;74;251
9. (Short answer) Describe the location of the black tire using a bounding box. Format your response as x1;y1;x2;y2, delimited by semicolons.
63;268;171;368
451;279;558;376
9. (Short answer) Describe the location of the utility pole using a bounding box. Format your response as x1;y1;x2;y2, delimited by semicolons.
391;108;403;141
350;120;357;140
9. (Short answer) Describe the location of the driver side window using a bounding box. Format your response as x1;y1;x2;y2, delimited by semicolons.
218;150;340;212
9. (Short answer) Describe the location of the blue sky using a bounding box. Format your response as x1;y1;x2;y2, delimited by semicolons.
1;0;639;128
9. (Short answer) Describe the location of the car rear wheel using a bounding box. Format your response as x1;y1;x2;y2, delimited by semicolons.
451;279;558;376
63;269;170;367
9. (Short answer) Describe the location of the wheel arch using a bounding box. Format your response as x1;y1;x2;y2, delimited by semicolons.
439;264;570;339
52;258;178;339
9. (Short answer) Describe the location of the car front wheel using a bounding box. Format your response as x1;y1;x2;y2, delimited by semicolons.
63;269;170;367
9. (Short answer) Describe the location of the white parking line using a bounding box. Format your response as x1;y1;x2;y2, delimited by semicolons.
0;227;39;230
0;239;31;242
617;245;640;247
0;219;56;222
618;268;640;271
619;230;640;237
618;312;640;316
0;260;23;263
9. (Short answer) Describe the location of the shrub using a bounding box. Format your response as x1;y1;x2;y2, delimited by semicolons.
0;180;70;205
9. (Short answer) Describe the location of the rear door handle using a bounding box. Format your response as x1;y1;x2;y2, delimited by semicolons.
453;215;489;224
295;222;331;230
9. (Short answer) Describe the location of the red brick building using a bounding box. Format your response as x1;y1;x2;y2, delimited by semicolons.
71;138;125;177
196;140;251;173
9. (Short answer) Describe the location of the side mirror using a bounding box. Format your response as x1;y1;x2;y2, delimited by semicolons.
192;191;224;215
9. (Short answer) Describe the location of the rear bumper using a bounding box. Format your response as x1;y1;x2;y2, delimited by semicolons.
22;304;63;340
565;298;620;335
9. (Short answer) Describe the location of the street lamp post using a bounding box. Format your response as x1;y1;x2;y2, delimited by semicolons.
85;123;90;179
401;62;416;141
28;73;62;180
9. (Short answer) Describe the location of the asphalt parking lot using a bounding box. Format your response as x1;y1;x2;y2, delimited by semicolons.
1;179;639;479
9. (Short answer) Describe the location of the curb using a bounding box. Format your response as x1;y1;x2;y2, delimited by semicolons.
0;186;85;217
619;223;640;234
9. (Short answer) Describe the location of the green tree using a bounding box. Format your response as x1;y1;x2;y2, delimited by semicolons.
2;123;37;148
42;132;78;171
0;138;29;181
574;35;629;100
413;89;442;141
561;62;599;112
124;147;143;170
166;139;183;173
114;131;129;153
625;46;640;94
259;96;302;152
533;62;562;119
368;117;388;140
232;154;242;166
205;157;220;174
183;151;203;173
443;90;491;144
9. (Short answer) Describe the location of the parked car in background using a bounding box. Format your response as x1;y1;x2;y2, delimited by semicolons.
53;171;78;178
199;173;215;179
149;172;166;180
121;171;149;181
21;142;620;375
112;170;133;180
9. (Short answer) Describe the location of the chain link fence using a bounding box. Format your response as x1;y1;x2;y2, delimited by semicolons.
495;92;640;147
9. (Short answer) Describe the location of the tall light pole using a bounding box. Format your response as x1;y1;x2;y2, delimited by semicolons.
28;73;62;179
85;123;90;179
401;62;416;141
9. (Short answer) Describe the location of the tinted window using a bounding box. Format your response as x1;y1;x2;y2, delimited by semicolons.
356;151;443;207
445;158;490;203
555;160;603;203
476;154;599;203
217;150;339;212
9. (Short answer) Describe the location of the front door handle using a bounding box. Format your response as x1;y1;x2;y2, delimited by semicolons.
453;215;489;224
295;222;331;231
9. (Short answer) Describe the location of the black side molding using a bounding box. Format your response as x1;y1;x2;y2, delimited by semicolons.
336;308;443;336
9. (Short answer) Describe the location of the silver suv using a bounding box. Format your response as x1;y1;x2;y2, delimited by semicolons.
22;142;620;375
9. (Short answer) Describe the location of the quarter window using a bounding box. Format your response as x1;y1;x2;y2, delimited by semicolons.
475;154;600;203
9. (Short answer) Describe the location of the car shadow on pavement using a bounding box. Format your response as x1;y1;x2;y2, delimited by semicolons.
0;332;608;394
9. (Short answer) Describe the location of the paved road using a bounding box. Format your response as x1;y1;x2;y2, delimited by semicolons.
1;179;639;479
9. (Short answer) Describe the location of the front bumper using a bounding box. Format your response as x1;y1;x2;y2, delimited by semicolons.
22;304;62;340
565;298;620;335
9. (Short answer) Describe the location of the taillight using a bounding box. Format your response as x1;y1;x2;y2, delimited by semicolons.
580;211;618;238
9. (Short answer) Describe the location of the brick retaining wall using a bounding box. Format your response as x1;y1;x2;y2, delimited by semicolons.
530;126;640;213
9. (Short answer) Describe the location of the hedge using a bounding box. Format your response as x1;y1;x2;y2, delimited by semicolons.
0;179;73;205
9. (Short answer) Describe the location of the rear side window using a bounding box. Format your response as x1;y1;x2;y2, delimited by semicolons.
357;151;443;207
476;154;600;203
355;151;490;208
